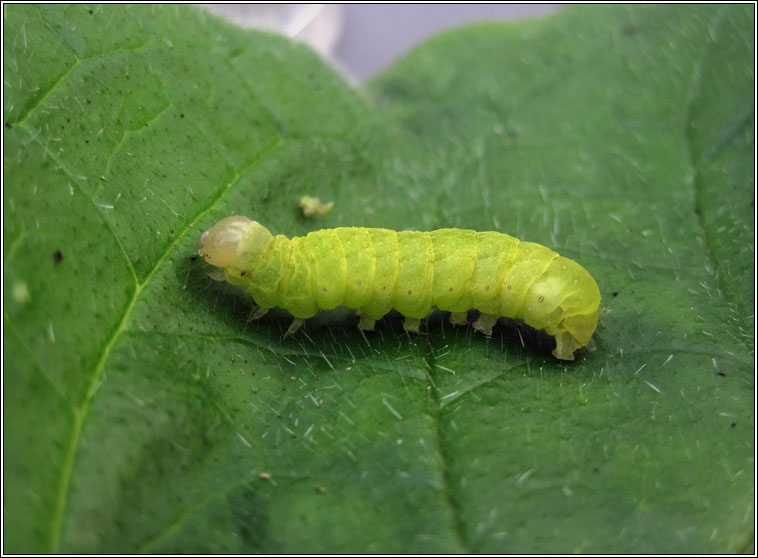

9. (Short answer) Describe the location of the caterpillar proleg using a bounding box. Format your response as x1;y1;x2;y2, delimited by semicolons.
199;216;601;360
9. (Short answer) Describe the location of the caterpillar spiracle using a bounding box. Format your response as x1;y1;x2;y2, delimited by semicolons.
199;217;601;360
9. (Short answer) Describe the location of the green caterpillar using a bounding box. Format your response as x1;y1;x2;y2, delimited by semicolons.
199;216;601;360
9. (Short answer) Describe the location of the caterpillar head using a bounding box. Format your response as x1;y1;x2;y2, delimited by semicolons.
199;216;273;277
199;216;254;267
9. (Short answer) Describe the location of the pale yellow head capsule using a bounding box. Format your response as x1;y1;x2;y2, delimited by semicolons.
198;216;253;268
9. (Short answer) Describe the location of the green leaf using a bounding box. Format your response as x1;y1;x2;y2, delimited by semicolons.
3;4;753;553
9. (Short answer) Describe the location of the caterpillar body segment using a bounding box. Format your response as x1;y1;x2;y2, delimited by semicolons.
199;216;601;360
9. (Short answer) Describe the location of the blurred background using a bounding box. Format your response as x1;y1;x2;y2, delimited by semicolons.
202;4;561;81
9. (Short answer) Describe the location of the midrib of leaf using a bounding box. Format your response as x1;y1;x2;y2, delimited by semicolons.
47;134;285;552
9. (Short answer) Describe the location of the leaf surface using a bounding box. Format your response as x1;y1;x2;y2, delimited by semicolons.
3;4;754;553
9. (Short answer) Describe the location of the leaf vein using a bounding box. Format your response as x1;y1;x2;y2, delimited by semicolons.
684;6;753;353
47;134;286;552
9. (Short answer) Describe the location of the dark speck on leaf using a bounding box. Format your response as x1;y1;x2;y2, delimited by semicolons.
612;290;619;297
623;24;637;36
731;422;736;428
53;250;63;264
5;122;11;129
89;9;93;14
717;370;726;376
180;113;185;118
190;255;198;261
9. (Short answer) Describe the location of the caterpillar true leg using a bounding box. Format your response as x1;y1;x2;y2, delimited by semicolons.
449;311;468;326
283;318;305;339
207;269;226;282
247;306;270;322
472;313;499;336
